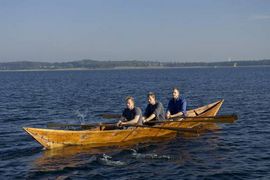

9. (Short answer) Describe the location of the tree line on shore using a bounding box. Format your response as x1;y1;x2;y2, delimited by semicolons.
0;59;269;70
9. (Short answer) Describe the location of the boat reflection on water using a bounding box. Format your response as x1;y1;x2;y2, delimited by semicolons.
32;146;114;172
29;132;223;180
31;136;176;172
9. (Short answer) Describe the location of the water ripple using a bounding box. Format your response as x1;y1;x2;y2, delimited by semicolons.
0;67;270;179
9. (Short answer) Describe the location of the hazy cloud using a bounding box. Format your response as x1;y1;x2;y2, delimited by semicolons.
249;15;270;20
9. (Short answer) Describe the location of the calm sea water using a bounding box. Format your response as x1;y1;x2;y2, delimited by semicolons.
0;67;269;179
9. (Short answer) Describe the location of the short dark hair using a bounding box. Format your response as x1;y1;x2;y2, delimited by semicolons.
147;92;156;99
172;87;180;93
125;96;135;103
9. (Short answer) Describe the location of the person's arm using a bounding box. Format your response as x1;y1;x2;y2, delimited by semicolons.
166;111;171;119
153;102;163;119
143;114;156;123
117;116;126;126
117;110;127;126
181;99;187;116
170;112;184;118
166;100;172;119
119;116;126;121
121;115;140;125
142;105;149;122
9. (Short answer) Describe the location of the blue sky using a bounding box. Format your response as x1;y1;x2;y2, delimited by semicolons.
0;0;269;62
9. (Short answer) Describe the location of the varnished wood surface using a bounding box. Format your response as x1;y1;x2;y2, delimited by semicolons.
24;100;224;149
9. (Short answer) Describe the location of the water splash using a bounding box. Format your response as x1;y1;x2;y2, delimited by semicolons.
74;110;88;124
98;154;127;167
131;149;171;160
88;155;98;163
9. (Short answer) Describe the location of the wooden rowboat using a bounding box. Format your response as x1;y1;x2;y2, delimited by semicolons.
24;100;224;149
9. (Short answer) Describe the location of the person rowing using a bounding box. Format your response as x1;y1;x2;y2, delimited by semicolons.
142;92;165;123
166;87;187;119
117;96;143;127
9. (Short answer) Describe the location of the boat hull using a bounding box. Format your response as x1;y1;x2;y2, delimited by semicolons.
24;100;224;149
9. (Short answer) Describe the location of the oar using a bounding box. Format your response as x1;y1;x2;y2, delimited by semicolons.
47;122;114;129
145;115;237;125
169;114;238;123
122;124;198;133
47;113;237;129
47;122;198;133
97;113;238;123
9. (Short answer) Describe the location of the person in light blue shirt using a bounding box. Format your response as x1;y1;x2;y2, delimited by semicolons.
166;87;187;119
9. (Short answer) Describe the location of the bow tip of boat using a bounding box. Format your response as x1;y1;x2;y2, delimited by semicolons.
23;127;34;134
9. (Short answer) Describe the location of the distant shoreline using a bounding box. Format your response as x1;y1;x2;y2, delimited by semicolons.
0;65;269;72
1;59;269;71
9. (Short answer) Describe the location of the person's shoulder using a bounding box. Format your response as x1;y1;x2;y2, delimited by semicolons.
135;106;141;111
134;107;142;112
134;107;142;113
180;96;186;102
157;101;164;106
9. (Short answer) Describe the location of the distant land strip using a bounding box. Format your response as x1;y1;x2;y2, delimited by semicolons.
0;59;270;71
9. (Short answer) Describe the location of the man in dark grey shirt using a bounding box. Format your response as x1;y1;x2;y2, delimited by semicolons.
117;96;142;126
142;92;165;123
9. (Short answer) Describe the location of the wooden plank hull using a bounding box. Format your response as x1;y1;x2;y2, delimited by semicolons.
24;100;224;149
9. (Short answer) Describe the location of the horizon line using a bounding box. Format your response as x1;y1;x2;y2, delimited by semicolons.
1;58;270;64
